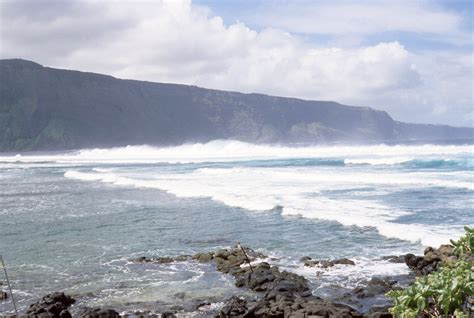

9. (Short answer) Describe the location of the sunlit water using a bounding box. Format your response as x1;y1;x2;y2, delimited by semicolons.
0;140;473;315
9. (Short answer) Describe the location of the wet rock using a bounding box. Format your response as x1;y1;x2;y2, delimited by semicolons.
231;261;312;300
353;278;398;299
25;292;75;318
77;307;121;318
365;305;392;318
131;255;192;264
132;246;265;272
174;255;192;262
219;296;248;316
404;253;423;268
437;244;454;257
365;312;392;318
380;255;405;263
0;290;8;300
155;257;175;264
404;253;440;275
161;311;177;318
216;249;364;317
303;257;355;268
299;256;312;262
192;252;214;262
333;258;356;266
218;295;363;318
404;244;459;275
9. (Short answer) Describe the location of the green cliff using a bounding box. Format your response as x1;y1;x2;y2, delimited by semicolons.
0;59;472;151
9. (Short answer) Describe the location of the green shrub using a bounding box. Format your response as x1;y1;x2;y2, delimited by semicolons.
450;226;474;257
387;225;474;318
387;261;473;317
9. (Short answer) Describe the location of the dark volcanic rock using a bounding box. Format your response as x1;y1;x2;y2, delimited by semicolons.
77;307;121;318
353;278;398;299
0;290;8;300
380;255;405;263
131;255;192;264
217;295;363;318
404;244;458;275
365;305;392;318
219;296;248;316
233;262;311;298
303;257;356;268
214;249;365;317
161;311;177;318
211;246;267;274
25;292;75;318
133;246;265;271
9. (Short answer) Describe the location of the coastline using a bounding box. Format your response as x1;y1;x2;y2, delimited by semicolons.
4;241;470;318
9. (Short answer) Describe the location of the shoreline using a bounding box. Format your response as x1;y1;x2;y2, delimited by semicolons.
2;229;472;318
2;244;452;318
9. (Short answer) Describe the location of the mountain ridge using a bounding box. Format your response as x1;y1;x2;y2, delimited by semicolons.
0;58;472;151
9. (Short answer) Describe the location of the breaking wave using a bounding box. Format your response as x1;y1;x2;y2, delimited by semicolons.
1;140;473;165
3;140;472;247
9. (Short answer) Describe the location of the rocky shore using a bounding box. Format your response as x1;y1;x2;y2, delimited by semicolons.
2;243;466;318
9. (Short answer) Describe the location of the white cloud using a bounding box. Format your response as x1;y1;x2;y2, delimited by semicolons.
0;0;472;126
254;0;469;45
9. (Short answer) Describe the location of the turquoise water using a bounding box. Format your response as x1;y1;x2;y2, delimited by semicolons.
0;141;473;315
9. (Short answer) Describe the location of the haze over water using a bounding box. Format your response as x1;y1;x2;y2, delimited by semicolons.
1;140;473;313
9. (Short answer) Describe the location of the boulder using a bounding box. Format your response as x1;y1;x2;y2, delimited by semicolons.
77;307;121;318
131;255;192;264
218;296;248;316
380;255;405;263
192;252;214;262
333;258;356;266
352;278;398;299
404;244;459;275
25;292;75;318
217;295;363;318
303;257;355;268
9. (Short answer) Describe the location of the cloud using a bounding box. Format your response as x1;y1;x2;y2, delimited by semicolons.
0;0;472;126
256;0;462;35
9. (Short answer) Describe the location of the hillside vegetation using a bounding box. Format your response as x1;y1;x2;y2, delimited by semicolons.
1;59;472;151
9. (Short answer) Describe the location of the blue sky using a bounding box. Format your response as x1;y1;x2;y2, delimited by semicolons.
1;0;472;126
195;0;472;51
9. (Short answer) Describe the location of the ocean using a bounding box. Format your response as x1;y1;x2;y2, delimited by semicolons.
0;140;473;315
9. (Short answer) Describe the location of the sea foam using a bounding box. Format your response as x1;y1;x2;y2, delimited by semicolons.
4;140;471;247
1;140;473;165
64;165;470;246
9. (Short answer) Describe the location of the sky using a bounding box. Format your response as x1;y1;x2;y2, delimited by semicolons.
0;0;472;126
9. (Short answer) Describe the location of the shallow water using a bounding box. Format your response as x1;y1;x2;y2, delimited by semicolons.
0;140;472;315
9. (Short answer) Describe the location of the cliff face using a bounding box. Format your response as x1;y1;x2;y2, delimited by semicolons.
0;59;472;151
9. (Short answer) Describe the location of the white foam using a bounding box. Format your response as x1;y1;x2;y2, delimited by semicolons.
1;140;473;165
345;157;413;165
64;164;469;246
3;140;470;247
288;257;411;292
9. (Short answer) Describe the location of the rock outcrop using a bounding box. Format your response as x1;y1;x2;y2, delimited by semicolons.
25;292;75;318
76;307;121;318
302;257;356;268
204;248;369;317
132;246;397;317
131;255;192;264
404;244;459;275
